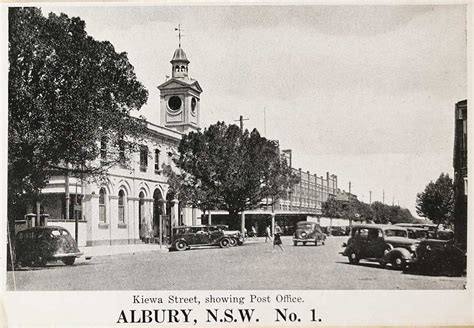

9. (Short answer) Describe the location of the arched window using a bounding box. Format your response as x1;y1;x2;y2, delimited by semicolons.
118;190;125;223
175;66;180;72
180;65;185;72
99;188;106;222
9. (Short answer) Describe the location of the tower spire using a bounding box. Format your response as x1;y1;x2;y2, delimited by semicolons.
175;24;183;48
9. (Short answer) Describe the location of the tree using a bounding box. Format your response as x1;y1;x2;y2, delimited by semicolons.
8;7;148;220
165;122;299;221
321;198;343;219
416;173;454;227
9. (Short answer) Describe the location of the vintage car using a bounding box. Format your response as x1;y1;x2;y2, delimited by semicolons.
15;226;83;266
341;224;418;269
215;225;244;246
331;226;347;236
169;225;231;251
411;238;466;276
293;221;326;246
406;227;429;240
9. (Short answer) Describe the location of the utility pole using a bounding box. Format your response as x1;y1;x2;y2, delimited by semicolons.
369;190;372;204
383;190;385;205
263;107;267;137
348;182;351;202
235;115;249;131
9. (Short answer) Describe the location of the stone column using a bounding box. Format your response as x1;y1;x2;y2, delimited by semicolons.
170;199;178;241
192;207;197;226
208;211;212;225
240;211;245;234
271;213;275;237
87;193;99;246
109;195;119;245
145;198;154;242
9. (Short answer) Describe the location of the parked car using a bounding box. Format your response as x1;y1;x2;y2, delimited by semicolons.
293;221;326;246
411;238;466;276
341;224;418;269
169;225;231;251
331;226;347;236
435;229;454;240
15;226;83;266
215;225;244;246
406;227;429;240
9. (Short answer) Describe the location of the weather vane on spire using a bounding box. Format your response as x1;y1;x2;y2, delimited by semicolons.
175;24;183;48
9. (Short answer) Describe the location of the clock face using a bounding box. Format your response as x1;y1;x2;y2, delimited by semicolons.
191;98;197;114
168;96;182;111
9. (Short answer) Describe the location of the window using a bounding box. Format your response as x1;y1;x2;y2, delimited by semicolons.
99;188;106;222
140;145;148;171
154;149;160;173
118;190;125;223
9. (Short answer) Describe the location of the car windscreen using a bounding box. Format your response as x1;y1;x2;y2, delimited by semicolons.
297;223;314;228
384;229;407;238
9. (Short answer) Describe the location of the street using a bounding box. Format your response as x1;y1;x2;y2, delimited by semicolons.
6;236;465;290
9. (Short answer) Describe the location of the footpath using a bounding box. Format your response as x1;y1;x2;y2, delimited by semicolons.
77;237;265;261
77;243;168;261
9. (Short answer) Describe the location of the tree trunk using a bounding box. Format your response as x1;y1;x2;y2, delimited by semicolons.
228;210;240;230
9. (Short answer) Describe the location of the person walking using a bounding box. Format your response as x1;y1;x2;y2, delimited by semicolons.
250;225;257;239
265;225;272;243
272;224;284;252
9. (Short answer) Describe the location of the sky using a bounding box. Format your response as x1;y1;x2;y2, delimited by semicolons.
39;4;467;216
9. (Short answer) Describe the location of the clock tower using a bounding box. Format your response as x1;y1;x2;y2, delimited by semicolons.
158;46;203;134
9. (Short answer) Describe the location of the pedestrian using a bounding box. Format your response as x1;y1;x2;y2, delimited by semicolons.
251;225;257;239
272;224;284;252
265;225;272;243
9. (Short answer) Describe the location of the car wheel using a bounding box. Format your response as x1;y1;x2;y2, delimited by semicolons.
293;241;297;246
348;251;359;265
174;240;187;251
62;257;75;266
391;254;405;270
229;238;237;247
302;242;307;246
219;238;230;248
314;239;318;246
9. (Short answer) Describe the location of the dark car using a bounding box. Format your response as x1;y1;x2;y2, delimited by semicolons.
331;226;347;236
411;239;466;276
406;227;429;240
15;226;83;266
215;225;244;246
169;225;231;251
341;224;418;269
293;221;326;246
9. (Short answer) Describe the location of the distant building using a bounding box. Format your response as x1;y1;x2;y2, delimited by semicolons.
335;189;358;203
276;169;338;214
453;99;467;249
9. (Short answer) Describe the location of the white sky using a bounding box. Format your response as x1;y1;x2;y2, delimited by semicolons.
39;4;467;216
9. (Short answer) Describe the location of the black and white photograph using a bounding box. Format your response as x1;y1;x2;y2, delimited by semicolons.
2;2;473;327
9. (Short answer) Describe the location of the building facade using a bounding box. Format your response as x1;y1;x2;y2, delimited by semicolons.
37;46;202;246
276;169;338;215
453;99;467;249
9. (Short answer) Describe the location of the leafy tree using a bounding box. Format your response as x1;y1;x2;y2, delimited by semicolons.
416;173;454;226
321;197;343;219
8;7;148;216
370;201;390;224
165;122;299;221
